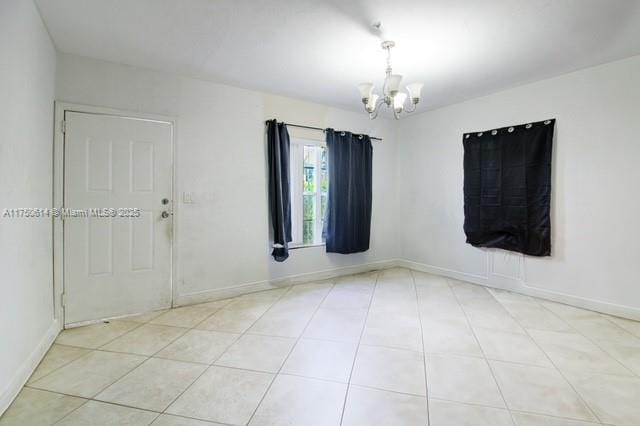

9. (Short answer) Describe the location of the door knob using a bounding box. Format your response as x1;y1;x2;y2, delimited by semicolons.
162;198;169;205
161;211;170;219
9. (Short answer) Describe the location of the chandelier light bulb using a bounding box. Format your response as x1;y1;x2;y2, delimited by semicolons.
406;83;424;103
366;94;379;112
393;92;407;111
357;82;374;101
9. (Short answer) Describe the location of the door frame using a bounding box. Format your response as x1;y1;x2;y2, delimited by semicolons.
53;102;178;328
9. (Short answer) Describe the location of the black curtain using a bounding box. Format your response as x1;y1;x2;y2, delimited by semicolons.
266;120;292;262
324;129;373;254
463;119;554;256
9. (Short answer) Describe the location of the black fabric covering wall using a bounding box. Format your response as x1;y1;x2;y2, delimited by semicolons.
463;119;555;256
266;120;292;262
324;129;373;254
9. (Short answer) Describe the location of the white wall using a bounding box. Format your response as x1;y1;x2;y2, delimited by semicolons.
398;55;640;319
56;54;399;306
0;0;58;414
54;53;640;319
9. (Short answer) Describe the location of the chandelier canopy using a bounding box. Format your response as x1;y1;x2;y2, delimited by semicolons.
358;40;423;120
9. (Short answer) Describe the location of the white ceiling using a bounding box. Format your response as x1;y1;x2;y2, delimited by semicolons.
36;0;640;112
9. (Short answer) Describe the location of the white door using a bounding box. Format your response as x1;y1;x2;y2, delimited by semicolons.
63;111;173;325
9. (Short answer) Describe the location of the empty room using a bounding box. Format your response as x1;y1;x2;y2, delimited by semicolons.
2;0;640;425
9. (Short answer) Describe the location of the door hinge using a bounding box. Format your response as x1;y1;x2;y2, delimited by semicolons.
60;292;66;307
61;120;66;134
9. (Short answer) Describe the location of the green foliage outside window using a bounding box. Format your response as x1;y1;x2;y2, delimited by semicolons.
303;220;314;244
299;146;329;245
303;167;315;192
303;195;315;220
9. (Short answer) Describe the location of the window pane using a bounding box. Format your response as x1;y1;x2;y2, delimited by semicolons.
303;194;315;244
303;220;314;244
320;148;328;193
303;146;316;193
320;193;328;243
303;194;315;219
303;167;315;193
321;194;327;220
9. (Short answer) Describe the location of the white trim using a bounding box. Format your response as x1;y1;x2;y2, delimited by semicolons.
0;319;60;416
59;252;640;321
174;259;399;306
64;305;172;329
397;258;640;321
290;137;327;246
398;259;491;285
53;102;178;327
289;242;325;250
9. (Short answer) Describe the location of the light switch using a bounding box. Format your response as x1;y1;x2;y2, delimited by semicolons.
183;192;195;203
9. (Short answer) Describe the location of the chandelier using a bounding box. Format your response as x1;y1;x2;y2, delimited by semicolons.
358;40;423;120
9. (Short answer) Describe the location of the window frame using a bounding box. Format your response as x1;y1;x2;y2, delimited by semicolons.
289;137;327;249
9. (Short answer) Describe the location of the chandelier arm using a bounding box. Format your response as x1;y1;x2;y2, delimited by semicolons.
363;96;384;115
367;97;386;120
404;101;418;113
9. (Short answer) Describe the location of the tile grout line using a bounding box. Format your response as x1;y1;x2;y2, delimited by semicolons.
408;270;431;425
17;271;639;424
535;301;639;379
37;287;294;425
338;272;379;426
157;284;294;418
485;285;604;424
30;353;155;423
51;398;164;425
189;294;272;332
495;290;636;378
445;278;517;426
31;320;149;385
24;345;92;386
48;395;92;425
44;330;191;425
245;279;339;425
20;385;609;426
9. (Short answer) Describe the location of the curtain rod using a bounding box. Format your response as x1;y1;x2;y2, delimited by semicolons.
268;120;382;141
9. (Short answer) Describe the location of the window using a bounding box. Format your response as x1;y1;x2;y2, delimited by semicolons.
290;138;328;247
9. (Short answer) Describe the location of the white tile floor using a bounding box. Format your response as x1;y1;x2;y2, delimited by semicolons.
2;268;640;425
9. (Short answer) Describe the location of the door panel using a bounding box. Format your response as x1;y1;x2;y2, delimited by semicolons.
64;112;173;325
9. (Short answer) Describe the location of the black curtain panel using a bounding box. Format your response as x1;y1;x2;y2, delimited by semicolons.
266;120;292;262
463;119;555;256
324;129;373;254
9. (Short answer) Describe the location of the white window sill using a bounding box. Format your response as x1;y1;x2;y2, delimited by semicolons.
289;243;325;250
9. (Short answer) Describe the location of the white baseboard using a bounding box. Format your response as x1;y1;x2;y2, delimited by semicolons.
398;259;491;286
175;259;399;306
0;318;61;416
398;259;640;321
178;257;640;320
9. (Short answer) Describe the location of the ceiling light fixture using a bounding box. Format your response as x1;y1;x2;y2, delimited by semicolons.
358;40;423;120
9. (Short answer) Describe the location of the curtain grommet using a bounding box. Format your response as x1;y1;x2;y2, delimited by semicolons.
477;132;483;137
526;123;532;129
465;134;470;139
491;130;497;135
544;120;551;125
340;131;346;136
358;135;363;139
508;127;514;132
